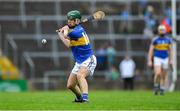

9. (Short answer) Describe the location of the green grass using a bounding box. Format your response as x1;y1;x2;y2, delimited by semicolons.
0;90;180;110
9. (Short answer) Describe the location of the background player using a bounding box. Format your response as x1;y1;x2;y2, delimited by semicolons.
57;10;97;102
148;25;173;95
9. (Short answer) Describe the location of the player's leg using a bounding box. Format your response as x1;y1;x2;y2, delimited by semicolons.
67;74;82;101
67;62;84;102
153;66;162;95
123;78;128;90
160;69;167;95
126;78;131;90
160;58;169;95
154;66;161;85
129;77;134;90
153;57;162;95
77;55;97;102
77;66;89;101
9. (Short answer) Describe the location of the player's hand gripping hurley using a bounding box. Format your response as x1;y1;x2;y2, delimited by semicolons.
81;11;105;23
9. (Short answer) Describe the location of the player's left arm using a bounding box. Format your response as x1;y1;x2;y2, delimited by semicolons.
58;32;70;48
57;26;70;48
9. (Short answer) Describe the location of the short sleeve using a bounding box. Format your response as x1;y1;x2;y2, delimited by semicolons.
151;37;157;45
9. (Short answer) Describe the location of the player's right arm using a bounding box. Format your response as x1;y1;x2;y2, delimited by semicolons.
57;26;70;48
148;44;154;68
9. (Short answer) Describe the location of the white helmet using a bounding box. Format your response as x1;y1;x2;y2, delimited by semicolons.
158;25;166;33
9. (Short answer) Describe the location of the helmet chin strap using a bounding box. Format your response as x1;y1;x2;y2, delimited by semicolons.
68;24;77;29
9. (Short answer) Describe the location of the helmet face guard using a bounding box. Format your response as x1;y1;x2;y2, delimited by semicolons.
158;25;166;34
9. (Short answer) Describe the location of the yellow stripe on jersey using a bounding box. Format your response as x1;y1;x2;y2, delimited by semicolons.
154;44;170;50
70;36;90;47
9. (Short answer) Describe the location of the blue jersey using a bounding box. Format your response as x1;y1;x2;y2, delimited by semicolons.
151;36;172;59
67;24;93;63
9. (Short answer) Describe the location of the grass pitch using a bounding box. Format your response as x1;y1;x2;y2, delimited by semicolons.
0;90;180;110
